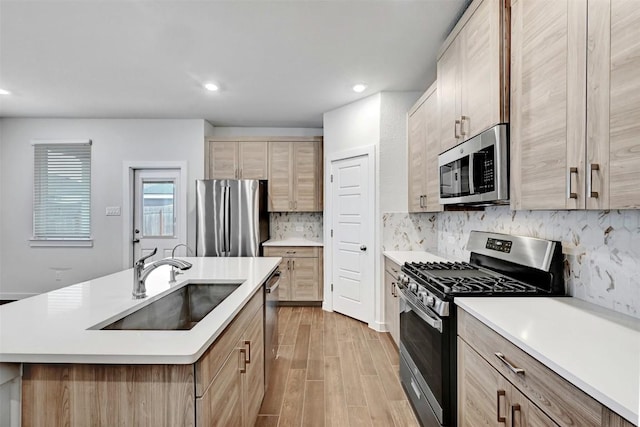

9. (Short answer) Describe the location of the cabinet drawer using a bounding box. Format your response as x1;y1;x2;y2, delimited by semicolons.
458;308;602;427
264;246;318;258
195;289;263;397
384;258;401;277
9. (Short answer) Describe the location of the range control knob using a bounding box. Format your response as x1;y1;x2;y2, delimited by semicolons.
409;283;418;293
417;290;427;302
426;295;435;307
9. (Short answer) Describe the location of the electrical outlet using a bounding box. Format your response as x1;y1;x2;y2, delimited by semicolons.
295;226;303;232
106;206;121;216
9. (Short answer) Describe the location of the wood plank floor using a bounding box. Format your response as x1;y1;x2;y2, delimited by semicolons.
255;306;419;427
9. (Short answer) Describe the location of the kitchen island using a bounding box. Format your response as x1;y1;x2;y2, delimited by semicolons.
0;256;280;426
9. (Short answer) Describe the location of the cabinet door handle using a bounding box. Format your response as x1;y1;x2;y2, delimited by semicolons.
495;352;525;375
292;260;295;270
567;167;578;199
294;200;298;209
461;115;469;137
496;390;506;423
588;163;600;198
391;282;395;297
511;404;522;427
454;119;461;139
287;259;291;270
244;340;251;363
239;168;243;178
239;348;247;373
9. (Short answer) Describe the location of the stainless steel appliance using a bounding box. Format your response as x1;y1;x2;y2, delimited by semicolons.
396;231;565;427
195;179;269;257
439;124;509;205
264;269;280;389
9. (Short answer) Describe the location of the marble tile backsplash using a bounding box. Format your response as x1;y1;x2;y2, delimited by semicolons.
381;212;438;252
270;212;323;241
383;208;640;319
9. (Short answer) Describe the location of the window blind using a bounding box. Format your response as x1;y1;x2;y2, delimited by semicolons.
33;141;92;240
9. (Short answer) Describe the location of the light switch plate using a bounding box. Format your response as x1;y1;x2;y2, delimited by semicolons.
106;206;121;216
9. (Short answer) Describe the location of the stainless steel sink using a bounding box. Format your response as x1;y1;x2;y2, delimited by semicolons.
101;282;242;330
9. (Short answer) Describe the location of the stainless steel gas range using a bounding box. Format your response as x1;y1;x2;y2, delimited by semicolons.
396;231;565;427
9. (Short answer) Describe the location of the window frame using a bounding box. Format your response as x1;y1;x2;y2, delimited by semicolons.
30;139;93;248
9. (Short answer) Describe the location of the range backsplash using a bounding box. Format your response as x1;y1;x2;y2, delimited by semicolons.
270;212;323;241
383;208;640;319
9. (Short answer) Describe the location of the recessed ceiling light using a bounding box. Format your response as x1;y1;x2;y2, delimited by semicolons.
204;83;219;92
0;88;10;95
352;84;367;93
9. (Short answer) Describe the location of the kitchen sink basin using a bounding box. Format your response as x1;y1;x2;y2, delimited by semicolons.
101;282;242;330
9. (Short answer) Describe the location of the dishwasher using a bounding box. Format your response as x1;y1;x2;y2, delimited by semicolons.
264;269;280;389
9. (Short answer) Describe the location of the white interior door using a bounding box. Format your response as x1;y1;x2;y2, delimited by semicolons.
331;154;372;323
132;169;183;264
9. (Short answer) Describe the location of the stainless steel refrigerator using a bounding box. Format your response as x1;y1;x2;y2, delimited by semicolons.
195;179;269;257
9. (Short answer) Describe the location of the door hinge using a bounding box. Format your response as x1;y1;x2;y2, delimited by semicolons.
331;283;333;292
331;229;333;237
330;174;333;183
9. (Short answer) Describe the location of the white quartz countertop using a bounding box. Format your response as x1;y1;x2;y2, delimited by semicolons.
0;257;280;364
263;237;323;247
383;250;450;265
455;297;640;425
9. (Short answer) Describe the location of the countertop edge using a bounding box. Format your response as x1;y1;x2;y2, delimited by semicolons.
455;299;639;425
0;259;280;365
263;238;323;247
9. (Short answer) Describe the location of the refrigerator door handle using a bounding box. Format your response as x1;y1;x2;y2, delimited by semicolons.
224;185;231;255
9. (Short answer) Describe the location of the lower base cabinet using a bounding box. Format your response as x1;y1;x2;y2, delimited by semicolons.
264;246;323;302
383;258;401;345
458;307;635;427
21;289;265;427
196;306;264;427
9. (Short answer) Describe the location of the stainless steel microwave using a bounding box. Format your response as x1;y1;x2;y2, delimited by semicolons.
438;124;509;205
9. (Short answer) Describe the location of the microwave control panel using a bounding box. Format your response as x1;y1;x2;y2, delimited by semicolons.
486;238;512;253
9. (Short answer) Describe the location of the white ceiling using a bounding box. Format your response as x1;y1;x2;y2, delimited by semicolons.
0;0;468;128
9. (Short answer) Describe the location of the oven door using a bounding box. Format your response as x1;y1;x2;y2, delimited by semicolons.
399;293;452;426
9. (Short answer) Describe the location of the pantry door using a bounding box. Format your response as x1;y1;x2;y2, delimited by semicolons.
331;153;373;323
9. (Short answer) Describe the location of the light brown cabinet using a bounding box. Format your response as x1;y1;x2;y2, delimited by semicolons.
437;0;508;152
510;0;640;210
268;139;323;212
205;139;268;180
263;246;323;302
407;82;443;213
458;338;557;427
383;258;401;345
196;290;264;427
458;307;635;427
21;289;265;427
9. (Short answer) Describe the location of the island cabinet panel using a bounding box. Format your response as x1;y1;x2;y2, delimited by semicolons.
196;344;244;427
243;307;265;426
263;246;323;302
22;364;196;427
383;258;401;345
458;308;634;427
195;288;263;396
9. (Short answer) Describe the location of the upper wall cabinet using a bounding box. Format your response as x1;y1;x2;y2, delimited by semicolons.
268;138;323;212
408;82;443;213
437;0;509;152
510;0;640;210
205;139;268;180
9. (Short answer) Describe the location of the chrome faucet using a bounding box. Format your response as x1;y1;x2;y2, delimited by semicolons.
169;243;194;283
133;248;192;299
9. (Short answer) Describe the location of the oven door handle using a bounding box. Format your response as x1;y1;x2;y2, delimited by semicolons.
399;291;443;333
468;152;475;195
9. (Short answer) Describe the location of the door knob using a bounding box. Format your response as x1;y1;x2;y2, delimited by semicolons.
360;245;367;251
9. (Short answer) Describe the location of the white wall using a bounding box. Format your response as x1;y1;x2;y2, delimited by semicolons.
379;92;420;213
209;127;323;137
0;119;206;298
204;120;216;137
